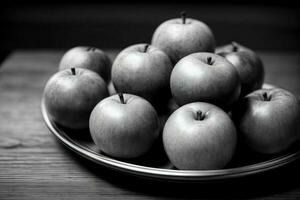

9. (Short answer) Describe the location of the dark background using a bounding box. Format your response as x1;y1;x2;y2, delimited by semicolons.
1;1;300;54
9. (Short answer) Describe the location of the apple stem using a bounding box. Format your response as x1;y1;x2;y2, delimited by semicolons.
196;111;205;120
181;11;186;24
231;41;238;52
118;93;125;104
71;68;76;75
144;44;149;53
262;92;270;101
87;46;96;51
207;57;213;65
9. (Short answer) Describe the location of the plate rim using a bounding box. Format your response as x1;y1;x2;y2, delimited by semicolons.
41;97;300;182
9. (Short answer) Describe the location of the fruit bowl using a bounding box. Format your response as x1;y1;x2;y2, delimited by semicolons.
41;83;300;182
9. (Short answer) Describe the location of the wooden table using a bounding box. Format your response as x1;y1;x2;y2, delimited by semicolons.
1;50;300;200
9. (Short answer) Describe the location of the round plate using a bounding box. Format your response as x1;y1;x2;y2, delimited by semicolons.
41;88;300;182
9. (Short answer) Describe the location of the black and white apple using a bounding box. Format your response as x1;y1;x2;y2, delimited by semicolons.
43;68;108;129
233;88;300;154
216;42;264;96
170;52;241;109
59;46;112;82
151;11;216;64
89;93;160;158
111;43;173;105
163;102;237;170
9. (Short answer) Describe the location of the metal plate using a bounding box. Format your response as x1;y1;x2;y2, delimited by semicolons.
41;88;300;182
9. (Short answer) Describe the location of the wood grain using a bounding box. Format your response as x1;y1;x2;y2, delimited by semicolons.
0;50;300;200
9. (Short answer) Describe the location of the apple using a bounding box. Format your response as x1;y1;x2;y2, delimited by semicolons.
216;41;264;96
170;52;241;109
111;43;173;105
151;11;216;64
163;102;237;170
89;93;160;158
232;88;300;154
43;68;108;129
59;46;112;82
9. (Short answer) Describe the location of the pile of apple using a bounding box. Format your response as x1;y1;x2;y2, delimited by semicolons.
43;12;300;170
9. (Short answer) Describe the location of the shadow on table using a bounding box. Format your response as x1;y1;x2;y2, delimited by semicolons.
57;142;300;199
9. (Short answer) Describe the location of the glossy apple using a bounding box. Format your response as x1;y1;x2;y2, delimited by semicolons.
163;102;237;170
59;46;111;82
151;11;216;64
89;93;160;158
43;68;108;129
170;52;241;109
111;43;173;105
216;42;264;96
232;88;300;154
